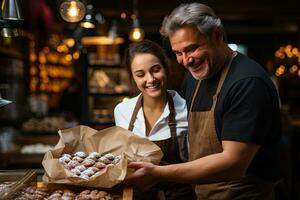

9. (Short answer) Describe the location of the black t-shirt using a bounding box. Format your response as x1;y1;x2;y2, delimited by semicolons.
183;52;282;181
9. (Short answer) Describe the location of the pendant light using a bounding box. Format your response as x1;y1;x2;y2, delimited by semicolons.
80;4;95;29
129;0;144;42
129;17;144;42
60;0;85;23
0;0;24;37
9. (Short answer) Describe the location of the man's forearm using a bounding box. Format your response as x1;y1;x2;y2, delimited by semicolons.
154;152;245;184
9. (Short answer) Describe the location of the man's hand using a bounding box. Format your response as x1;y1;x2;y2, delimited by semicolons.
124;141;259;189
125;161;160;191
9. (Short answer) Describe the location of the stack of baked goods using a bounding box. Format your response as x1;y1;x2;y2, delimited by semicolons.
14;186;113;200
59;152;121;179
42;125;163;188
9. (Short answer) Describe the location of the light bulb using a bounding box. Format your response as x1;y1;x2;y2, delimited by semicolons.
68;2;78;17
60;0;85;23
129;27;144;42
79;4;95;29
80;21;95;29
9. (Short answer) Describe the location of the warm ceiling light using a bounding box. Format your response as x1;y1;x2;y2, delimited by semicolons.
80;21;95;29
80;4;95;29
129;0;144;42
129;27;144;42
121;12;127;19
129;18;144;42
63;38;75;48
81;36;124;45
73;51;80;59
60;0;85;23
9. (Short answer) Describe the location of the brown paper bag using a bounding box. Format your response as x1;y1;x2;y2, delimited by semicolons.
42;125;163;188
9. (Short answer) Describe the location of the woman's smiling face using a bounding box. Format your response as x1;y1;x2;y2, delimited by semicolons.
131;53;167;99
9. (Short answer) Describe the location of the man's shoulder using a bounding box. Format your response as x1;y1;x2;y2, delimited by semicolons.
231;53;268;79
225;53;273;89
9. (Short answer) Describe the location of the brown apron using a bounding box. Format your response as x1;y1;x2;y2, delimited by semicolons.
188;53;275;200
129;92;196;200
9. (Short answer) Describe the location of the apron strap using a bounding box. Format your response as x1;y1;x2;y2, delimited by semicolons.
167;92;177;138
128;95;143;131
128;92;176;137
211;51;237;109
189;51;236;113
189;80;202;114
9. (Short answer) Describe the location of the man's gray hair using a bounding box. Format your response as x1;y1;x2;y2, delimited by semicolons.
160;3;225;41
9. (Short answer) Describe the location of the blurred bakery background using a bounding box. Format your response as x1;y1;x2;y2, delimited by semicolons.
1;0;300;198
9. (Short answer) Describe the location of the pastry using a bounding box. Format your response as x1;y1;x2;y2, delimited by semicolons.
75;165;86;172
80;174;90;179
82;169;95;177
98;156;111;164
89;166;100;173
104;153;115;161
71;168;81;176
94;162;106;169
89;152;101;159
72;156;84;163
59;156;71;164
82;158;96;167
74;151;87;158
67;160;80;169
61;153;72;159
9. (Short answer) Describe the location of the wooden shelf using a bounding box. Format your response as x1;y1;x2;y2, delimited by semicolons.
0;134;59;169
0;150;45;169
0;47;24;59
15;134;59;145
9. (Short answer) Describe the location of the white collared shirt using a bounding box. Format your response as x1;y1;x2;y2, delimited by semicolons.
114;90;188;141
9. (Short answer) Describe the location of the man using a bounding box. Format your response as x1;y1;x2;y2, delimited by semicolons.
126;3;281;199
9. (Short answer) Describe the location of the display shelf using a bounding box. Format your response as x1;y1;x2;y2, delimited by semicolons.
19;130;58;136
0;150;44;169
29;43;75;96
14;134;59;145
0;47;24;59
0;133;58;169
80;42;131;128
7;152;45;167
0;169;133;200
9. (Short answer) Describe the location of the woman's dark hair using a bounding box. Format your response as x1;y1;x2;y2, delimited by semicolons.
124;39;169;77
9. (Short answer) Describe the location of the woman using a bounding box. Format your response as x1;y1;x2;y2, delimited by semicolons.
114;40;195;200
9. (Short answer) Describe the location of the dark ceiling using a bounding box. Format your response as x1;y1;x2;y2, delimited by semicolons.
21;0;300;36
18;0;300;63
11;0;299;67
